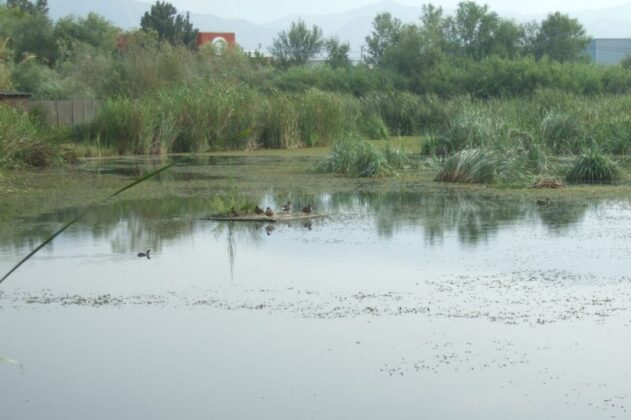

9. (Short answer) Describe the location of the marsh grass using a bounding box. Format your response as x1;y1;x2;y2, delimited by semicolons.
208;194;257;217
566;148;620;183
0;106;62;168
540;110;584;155
317;138;392;177
434;149;496;183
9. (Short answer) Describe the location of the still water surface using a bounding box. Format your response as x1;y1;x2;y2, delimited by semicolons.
1;158;630;419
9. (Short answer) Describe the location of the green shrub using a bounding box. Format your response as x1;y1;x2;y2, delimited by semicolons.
434;149;496;183
317;138;391;177
427;105;498;155
0;105;61;167
566;148;620;183
359;113;389;139
296;89;359;146
540;110;584;154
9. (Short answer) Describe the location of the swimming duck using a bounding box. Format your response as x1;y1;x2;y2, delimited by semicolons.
536;198;550;206
255;205;264;215
281;201;292;212
265;207;274;217
302;204;313;214
137;249;151;258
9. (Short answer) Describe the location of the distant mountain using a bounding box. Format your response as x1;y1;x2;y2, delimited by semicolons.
47;0;631;54
48;0;148;28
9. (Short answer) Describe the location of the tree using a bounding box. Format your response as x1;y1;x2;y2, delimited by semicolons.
380;6;447;90
533;12;590;62
364;12;402;66
140;1;198;48
6;0;48;15
55;13;120;54
445;2;521;61
269;20;324;68
0;1;57;65
325;37;350;69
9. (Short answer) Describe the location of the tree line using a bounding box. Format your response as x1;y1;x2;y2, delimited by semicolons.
0;0;622;99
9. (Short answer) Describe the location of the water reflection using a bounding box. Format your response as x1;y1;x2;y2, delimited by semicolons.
0;191;604;258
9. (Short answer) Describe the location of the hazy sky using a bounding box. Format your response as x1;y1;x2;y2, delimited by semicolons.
151;0;631;23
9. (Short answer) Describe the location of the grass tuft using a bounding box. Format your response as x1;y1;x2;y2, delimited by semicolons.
434;149;496;183
566;148;620;183
317;138;392;177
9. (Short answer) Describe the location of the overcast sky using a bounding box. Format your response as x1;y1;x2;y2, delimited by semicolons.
149;0;631;23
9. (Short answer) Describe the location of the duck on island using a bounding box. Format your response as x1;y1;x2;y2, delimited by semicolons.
255;205;264;215
302;204;313;214
281;201;292;212
265;207;274;217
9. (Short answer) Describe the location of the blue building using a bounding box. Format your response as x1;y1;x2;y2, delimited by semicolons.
586;39;631;65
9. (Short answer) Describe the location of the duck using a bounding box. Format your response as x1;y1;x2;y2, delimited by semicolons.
302;204;313;214
536;198;550;206
265;207;274;217
254;205;264;215
281;201;292;212
137;249;151;258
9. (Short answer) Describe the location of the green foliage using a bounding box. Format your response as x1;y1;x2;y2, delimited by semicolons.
0;105;60;167
325;37;350;69
208;194;256;217
434;148;495;183
270;20;324;68
566;148;620;183
445;2;521;60
540;110;583;154
359;113;389;139
88;84;362;153
0;4;58;64
91;97;153;154
317;138;391;177
0;38;13;90
267;64;402;96
365;12;402;67
140;1;198;48
431;104;498;155
296;89;358;146
54;13;119;56
7;0;48;15
533;12;590;62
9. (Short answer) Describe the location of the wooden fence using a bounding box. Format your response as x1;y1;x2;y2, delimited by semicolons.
32;99;101;127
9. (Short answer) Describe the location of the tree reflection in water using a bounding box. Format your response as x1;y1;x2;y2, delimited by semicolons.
0;191;603;259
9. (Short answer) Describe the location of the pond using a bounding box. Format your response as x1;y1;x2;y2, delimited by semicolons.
1;156;630;419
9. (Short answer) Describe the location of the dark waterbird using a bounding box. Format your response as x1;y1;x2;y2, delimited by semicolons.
281;201;292;212
302;204;313;214
255;205;264;215
265;207;274;217
137;249;151;259
536;198;551;206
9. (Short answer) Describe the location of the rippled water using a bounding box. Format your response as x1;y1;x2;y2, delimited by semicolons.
1;159;631;419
